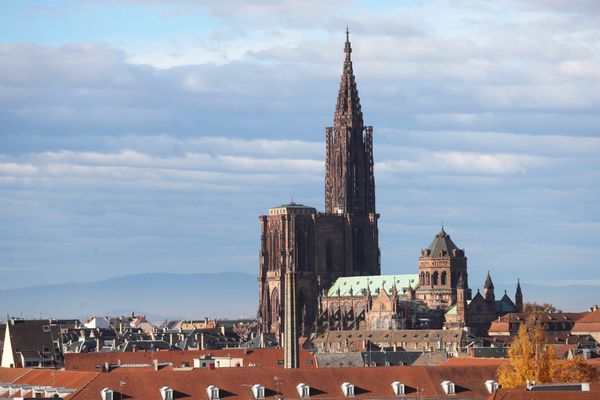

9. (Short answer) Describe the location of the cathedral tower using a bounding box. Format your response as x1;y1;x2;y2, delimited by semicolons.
257;31;380;336
416;228;471;309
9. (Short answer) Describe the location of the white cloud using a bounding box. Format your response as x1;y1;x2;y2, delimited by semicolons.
0;163;38;176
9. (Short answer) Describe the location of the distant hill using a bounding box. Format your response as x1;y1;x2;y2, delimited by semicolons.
0;272;258;322
0;272;597;322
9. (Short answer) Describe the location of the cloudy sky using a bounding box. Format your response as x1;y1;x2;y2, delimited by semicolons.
1;0;599;294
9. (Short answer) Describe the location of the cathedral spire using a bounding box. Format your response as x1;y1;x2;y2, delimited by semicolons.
515;278;523;312
325;30;375;215
334;28;363;130
484;271;494;289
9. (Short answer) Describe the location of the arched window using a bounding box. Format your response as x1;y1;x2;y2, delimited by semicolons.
420;272;425;285
270;289;279;330
271;229;279;270
441;271;447;285
432;272;439;286
426;272;431;286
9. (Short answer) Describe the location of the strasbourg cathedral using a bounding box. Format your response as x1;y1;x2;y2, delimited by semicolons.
257;31;522;339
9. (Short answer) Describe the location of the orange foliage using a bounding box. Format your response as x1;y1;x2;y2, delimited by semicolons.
552;356;598;383
497;313;555;388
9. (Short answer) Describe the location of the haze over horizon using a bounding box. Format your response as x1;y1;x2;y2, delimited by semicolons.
1;1;599;301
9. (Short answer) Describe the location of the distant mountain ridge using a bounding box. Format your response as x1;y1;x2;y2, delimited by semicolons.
0;271;258;321
0;272;597;321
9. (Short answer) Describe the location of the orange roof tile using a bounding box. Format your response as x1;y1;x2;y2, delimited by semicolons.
0;368;99;399
574;309;600;324
65;348;316;371
69;364;501;400
0;367;31;383
442;357;510;367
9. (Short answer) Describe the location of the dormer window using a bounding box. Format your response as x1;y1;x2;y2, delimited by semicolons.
206;385;220;400
341;382;354;397
100;388;114;400
391;381;405;396
160;386;173;400
441;381;455;395
296;383;310;398
485;380;498;393
251;384;265;399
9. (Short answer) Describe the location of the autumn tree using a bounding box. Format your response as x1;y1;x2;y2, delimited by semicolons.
497;313;555;388
522;302;562;313
552;356;598;383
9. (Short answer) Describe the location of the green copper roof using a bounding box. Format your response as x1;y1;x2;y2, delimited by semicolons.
327;274;419;297
445;300;472;316
445;298;517;316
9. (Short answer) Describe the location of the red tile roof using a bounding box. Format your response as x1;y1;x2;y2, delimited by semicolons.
2;364;503;399
12;369;100;390
0;367;30;383
575;309;600;324
488;322;510;333
488;383;600;400
70;364;500;400
0;368;99;399
65;348;316;371
573;309;600;333
442;357;510;367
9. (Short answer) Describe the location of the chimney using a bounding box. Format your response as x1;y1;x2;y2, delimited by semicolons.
284;271;299;368
96;335;101;352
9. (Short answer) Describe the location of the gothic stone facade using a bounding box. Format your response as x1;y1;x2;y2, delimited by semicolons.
316;229;523;336
257;32;380;336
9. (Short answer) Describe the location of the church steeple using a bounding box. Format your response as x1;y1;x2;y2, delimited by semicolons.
484;271;495;305
325;29;375;215
334;28;363;130
515;279;523;312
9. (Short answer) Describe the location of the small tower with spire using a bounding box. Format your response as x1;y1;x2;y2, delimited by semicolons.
515;279;523;312
484;271;495;306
